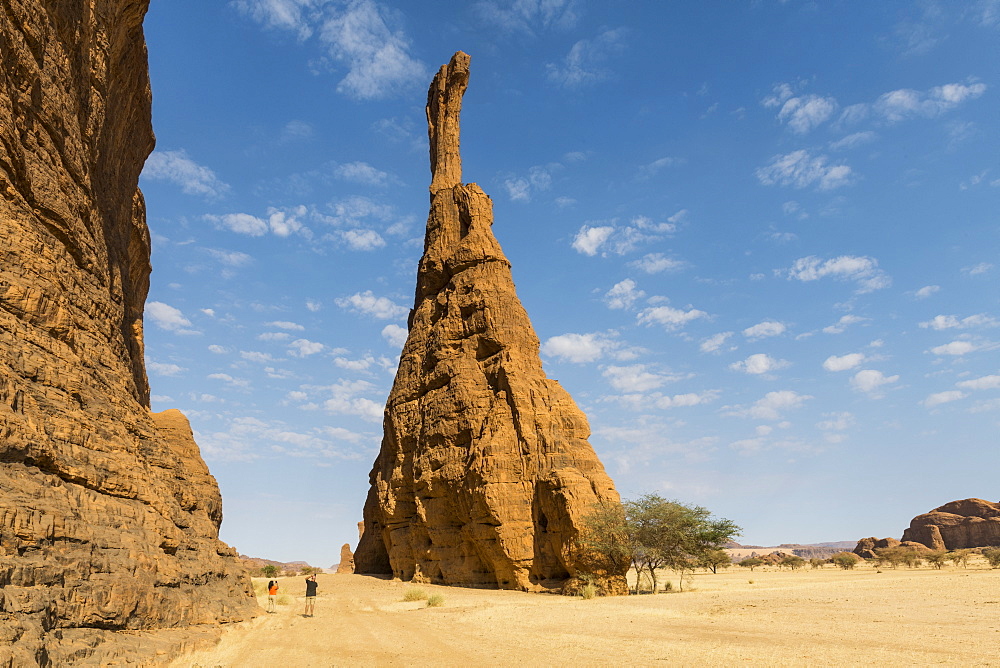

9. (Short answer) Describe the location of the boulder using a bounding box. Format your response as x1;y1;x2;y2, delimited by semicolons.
854;536;901;559
0;1;257;663
901;499;1000;550
354;52;626;594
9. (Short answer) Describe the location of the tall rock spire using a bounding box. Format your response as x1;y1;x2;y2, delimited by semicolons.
355;52;626;593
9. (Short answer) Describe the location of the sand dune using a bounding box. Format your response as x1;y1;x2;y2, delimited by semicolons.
171;565;998;666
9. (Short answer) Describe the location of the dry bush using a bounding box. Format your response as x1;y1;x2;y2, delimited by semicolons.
426;594;445;607
402;587;429;602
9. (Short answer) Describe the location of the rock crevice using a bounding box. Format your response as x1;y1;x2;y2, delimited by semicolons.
355;52;626;593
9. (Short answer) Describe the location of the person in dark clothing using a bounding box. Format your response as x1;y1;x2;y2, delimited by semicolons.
304;574;317;616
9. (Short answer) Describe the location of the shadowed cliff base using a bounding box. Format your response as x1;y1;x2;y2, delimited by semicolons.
0;2;256;664
354;52;626;594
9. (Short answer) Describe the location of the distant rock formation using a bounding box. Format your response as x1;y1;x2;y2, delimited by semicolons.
853;537;902;559
901;499;1000;550
354;52;626;594
0;1;256;663
336;544;355;574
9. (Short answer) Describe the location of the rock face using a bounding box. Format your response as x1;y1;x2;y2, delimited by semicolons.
0;1;257;664
853;537;901;559
354;52;626;594
901;499;1000;550
336;544;355;574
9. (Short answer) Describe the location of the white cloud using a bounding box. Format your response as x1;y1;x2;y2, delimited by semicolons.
258;332;291;341
231;0;316;39
850;369;899;396
776;94;838;133
755;150;853;190
956;375;1000;391
266;321;305;331
288;338;325;357
602;364;672;392
542;332;620;363
341;229;386;250
929;340;978;356
147;361;185;377
830;131;877;151
762;83;794;108
207;212;268;236
334;161;388;186
142;150;229;198
335;290;407;320
381;323;408;348
571;225;615;255
146;301;194;332
474;0;579;33
546;28;625;88
240;350;277;364
208;373;250;388
742;320;786;340
320;379;384;422
637;304;708;331
823;314;867;334
823;353;865;372
638;157;680;178
922;390;966;408
207;344;229;354
654;391;720;409
502;164;557;202
785;255;890;293
700;332;733;353
874;82;987;122
963;262;994;276
205;249;253;267
604;279;645;310
729;353;789;375
816;411;854;431
630;252;685;274
726;390;812;420
914;285;940;299
920;314;998;330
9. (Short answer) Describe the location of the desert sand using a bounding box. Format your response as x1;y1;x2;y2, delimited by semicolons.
170;564;999;667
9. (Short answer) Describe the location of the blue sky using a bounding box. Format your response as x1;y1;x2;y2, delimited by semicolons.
140;0;1000;566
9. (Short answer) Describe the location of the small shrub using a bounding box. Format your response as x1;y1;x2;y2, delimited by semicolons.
580;583;598;599
983;548;1000;568
662;581;673;592
830;552;861;570
925;551;948;569
947;550;971;568
276;594;291;606
809;558;825;569
426;594;445;607
747;580;754;584
739;557;763;572
252;581;267;596
403;587;429;602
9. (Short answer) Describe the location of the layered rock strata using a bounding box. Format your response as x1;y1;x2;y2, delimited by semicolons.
355;52;626;593
0;1;257;664
901;499;1000;551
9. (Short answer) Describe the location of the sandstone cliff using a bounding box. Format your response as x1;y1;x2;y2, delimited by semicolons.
354;52;626;594
900;498;1000;551
0;1;257;664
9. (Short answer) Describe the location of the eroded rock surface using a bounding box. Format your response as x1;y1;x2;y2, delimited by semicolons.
354;52;626;593
0;1;256;664
901;499;1000;550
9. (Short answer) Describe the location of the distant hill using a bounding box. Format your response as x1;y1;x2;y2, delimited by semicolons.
239;555;323;574
726;540;857;560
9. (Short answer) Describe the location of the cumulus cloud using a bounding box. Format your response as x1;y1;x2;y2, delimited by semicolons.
571;225;615;256
381;323;408;348
726;390;812;420
637;157;681;179
335;290;406;320
146;301;196;333
502;164;558;202
742;321;786;340
333;161;389;186
319;379;384;421
914;285;940;299
776;93;839;133
700;331;733;353
956;375;1000;391
266;321;305;331
823;314;867;334
755;150;853;190
341;229;386;250
546;28;626;88
785;255;890;293
142;150;229;198
288;338;325;357
816;411;854;431
601;364;687;393
929;340;979;356
630;252;685;274
474;0;579;33
922;390;966;408
571;216;675;257
147;361;186;377
850;369;899;397
963;262;993;276
637;304;708;331
206;205;312;239
874;82;987;122
542;331;623;363
604;279;645;310
823;353;865;372
205;249;253;267
729;353;789;375
919;314;998;330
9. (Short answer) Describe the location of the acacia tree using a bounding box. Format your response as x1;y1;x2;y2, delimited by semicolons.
699;549;732;574
261;564;279;578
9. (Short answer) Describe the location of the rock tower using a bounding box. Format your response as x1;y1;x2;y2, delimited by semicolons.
354;52;626;593
0;1;257;663
901;498;1000;550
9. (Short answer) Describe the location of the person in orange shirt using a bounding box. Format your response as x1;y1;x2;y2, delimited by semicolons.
267;580;278;613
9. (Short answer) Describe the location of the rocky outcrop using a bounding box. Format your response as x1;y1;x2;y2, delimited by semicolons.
354;52;626;594
336;544;355;574
901;499;1000;550
0;1;256;664
854;536;901;559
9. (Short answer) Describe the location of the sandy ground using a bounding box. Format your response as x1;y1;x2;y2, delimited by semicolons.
170;564;1000;667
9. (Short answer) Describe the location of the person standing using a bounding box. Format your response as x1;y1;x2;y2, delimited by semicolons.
266;580;278;613
304;574;317;616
